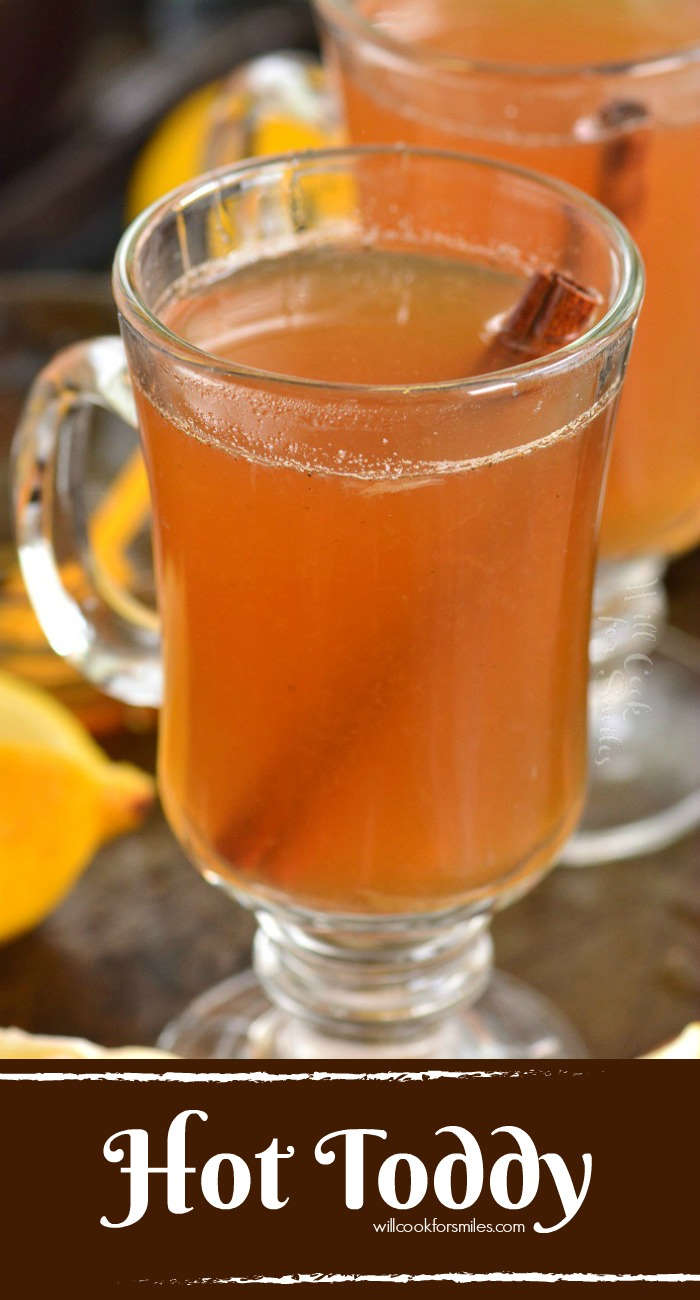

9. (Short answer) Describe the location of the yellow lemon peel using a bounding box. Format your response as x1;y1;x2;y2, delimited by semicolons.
0;670;154;943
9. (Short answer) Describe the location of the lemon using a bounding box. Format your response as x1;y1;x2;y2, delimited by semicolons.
0;670;155;943
643;1024;700;1058
126;57;340;220
0;1027;174;1058
127;81;221;218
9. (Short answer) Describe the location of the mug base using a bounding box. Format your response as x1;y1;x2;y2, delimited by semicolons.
157;968;586;1060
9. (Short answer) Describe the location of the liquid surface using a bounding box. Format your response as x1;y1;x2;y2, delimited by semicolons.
135;247;613;915
357;0;700;67
165;247;527;386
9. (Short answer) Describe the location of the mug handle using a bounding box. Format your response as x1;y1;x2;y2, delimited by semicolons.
12;335;162;708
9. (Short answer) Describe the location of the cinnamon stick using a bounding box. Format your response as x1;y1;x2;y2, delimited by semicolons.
479;269;600;372
216;268;601;878
598;99;651;226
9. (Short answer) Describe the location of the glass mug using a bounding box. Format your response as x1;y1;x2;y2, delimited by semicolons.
306;1;700;863
13;148;642;1058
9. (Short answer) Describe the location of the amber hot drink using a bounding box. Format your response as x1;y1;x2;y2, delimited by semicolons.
137;247;609;915
15;150;642;1055
317;0;700;561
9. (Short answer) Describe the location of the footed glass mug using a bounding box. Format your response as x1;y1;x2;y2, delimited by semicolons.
309;0;700;863
13;148;642;1058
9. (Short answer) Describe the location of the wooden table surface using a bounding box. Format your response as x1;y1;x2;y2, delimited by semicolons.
1;277;698;1059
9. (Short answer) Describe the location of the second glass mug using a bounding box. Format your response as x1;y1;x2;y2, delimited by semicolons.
255;5;700;862
13;148;642;1058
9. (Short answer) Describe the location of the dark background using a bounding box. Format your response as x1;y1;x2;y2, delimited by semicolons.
0;0;316;271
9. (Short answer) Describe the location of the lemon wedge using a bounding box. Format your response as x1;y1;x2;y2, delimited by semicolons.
0;669;155;943
642;1024;700;1059
0;1027;174;1058
127;81;221;218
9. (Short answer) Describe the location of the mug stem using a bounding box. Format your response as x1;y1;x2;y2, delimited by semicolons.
158;903;585;1059
251;908;494;1055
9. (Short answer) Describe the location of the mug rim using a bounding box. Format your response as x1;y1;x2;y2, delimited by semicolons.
314;0;700;82
114;144;644;397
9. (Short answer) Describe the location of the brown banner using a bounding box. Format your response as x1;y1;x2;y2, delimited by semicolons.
0;1061;697;1293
